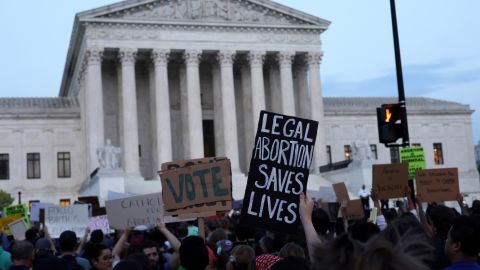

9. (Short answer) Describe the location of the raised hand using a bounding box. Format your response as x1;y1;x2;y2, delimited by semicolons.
299;193;314;223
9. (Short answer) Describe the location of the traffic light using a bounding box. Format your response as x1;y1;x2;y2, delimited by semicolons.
377;103;404;146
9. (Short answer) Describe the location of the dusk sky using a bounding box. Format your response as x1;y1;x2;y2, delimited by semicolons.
1;0;479;142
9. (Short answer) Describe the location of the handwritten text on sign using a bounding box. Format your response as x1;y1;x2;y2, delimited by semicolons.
160;159;231;210
241;111;318;234
416;168;459;203
400;147;426;179
106;192;163;230
45;205;90;238
3;204;30;226
372;163;409;199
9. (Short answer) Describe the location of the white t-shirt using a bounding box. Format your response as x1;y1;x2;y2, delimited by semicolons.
358;188;370;198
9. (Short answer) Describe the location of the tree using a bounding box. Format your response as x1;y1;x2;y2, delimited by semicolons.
0;189;14;209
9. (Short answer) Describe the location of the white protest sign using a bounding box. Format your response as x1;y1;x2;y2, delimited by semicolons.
8;219;28;240
105;193;163;230
88;215;112;234
30;203;55;222
45;205;90;238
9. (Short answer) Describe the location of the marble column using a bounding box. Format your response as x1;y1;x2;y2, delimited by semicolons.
183;50;204;158
247;51;266;129
118;48;140;176
217;51;240;171
84;47;105;172
151;49;173;168
295;64;311;118
307;52;327;169
277;51;296;116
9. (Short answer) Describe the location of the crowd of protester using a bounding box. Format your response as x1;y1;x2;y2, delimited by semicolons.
0;188;479;270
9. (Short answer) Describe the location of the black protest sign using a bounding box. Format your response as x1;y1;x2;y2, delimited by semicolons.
240;111;318;234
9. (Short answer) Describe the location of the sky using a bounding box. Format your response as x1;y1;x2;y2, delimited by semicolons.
0;0;479;142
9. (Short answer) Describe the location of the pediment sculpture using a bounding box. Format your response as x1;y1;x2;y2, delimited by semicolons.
97;0;314;26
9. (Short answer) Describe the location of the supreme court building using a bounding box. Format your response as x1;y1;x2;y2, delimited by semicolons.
1;0;479;204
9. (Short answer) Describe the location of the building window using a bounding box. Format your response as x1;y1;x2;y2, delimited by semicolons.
344;145;352;160
370;144;378;160
27;153;41;179
433;143;444;165
0;154;9;180
390;147;400;163
57;152;71;178
59;199;71;206
326;145;332;164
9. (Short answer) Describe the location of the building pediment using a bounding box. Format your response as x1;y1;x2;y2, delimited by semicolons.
77;0;330;28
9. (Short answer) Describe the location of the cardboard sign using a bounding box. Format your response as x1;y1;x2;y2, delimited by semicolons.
332;182;350;203
400;147;426;179
372;163;409;199
45;205;90;238
344;199;365;220
0;214;23;235
416;168;459;202
240;111;319;234
8;219;28;240
161;157;222;171
163;200;232;217
105;192;163;230
3;204;30;226
88;215;112;234
160;158;232;216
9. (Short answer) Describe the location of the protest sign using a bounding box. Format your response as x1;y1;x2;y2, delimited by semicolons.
45;205;90;238
161;157;220;171
0;214;23;235
3;204;30;226
8;219;28;240
400;147;426;179
160;158;232;217
416;168;459;202
105;192;163;230
88;215;112;234
240;111;318;234
344;199;365;220
332;182;350;203
30;203;55;222
372;163;408;199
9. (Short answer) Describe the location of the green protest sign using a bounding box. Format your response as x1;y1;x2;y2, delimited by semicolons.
400;147;426;179
3;204;30;226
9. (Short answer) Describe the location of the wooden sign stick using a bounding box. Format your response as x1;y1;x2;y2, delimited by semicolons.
198;217;205;239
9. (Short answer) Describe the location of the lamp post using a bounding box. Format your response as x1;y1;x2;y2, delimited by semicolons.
390;0;410;147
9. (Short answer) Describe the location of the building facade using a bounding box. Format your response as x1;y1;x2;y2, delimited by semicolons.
0;0;479;204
